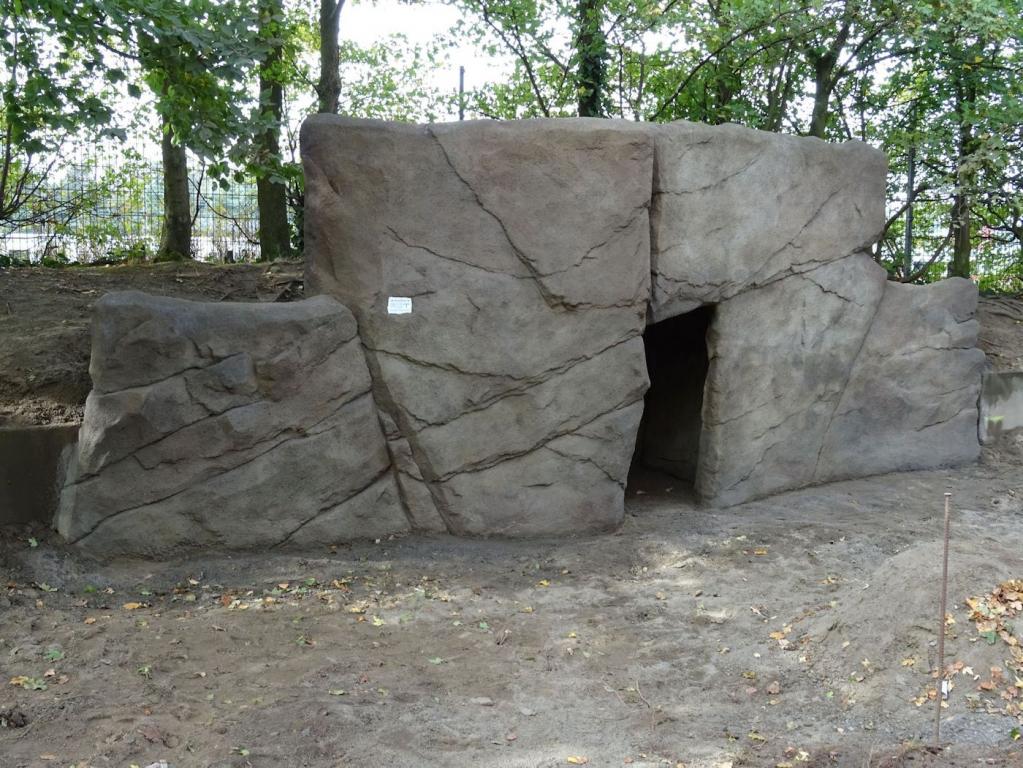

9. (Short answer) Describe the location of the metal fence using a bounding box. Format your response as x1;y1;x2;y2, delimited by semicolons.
0;151;263;264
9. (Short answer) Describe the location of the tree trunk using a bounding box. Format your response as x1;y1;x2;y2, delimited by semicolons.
158;115;191;261
808;64;835;139
256;0;291;262
317;0;345;114
805;14;851;139
949;68;977;279
949;188;971;278
903;144;916;279
575;0;605;117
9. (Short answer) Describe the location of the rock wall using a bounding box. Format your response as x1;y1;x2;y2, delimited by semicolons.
303;115;984;522
57;292;407;555
56;116;985;554
303;119;653;536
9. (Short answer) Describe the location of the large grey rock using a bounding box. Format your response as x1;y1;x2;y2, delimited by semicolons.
682;261;984;506
696;254;889;505
303;114;983;520
303;116;653;534
813;276;985;480
647;123;886;322
56;292;408;555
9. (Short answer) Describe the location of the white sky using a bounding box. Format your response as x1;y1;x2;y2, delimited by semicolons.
341;0;507;112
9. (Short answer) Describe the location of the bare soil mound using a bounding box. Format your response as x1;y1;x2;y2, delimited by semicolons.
0;261;303;426
978;294;1023;373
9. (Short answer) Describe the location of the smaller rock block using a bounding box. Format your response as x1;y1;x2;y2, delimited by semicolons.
57;291;407;556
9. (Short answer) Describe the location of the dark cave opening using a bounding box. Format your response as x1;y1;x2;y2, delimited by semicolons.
628;305;713;494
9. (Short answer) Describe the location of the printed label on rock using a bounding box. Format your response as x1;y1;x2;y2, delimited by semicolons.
387;297;412;315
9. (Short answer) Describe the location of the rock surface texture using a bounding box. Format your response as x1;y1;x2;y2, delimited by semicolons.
303;115;984;528
57;292;407;555
58;116;985;553
303;118;652;535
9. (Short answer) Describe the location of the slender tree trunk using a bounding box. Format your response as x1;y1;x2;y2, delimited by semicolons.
710;65;737;124
763;48;796;133
904;144;916;279
158;114;191;261
256;0;291;262
808;65;835;139
949;71;977;279
575;0;605;117
317;0;345;114
806;14;851;139
950;188;971;278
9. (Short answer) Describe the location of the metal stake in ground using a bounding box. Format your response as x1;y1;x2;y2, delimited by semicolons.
934;491;952;750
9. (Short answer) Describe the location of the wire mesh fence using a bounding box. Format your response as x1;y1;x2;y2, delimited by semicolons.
0;150;263;264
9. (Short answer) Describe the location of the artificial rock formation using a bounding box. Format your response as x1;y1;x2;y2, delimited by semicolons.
303;115;984;529
57;116;985;554
304;119;654;536
57;292;407;555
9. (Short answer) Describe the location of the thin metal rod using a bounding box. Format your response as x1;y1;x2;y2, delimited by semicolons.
458;66;466;121
934;491;952;749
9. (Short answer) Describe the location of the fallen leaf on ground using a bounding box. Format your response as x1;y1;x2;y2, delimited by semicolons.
9;676;47;691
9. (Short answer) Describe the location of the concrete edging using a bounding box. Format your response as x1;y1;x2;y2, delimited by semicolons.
0;423;79;526
979;371;1023;444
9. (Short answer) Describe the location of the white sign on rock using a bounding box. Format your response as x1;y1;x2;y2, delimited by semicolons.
387;296;412;314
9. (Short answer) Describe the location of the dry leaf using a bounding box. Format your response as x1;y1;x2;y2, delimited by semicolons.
566;757;588;765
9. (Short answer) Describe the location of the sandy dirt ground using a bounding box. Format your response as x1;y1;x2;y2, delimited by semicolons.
2;443;1023;768
0;262;304;426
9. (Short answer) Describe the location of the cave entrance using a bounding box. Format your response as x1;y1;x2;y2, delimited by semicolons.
628;305;713;496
